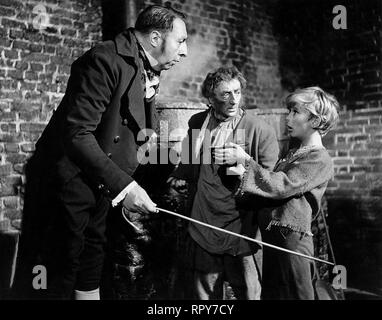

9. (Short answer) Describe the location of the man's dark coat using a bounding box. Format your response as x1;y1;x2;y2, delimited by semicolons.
12;28;153;298
35;28;153;198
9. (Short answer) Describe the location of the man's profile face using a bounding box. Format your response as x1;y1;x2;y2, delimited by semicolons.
210;79;242;119
156;18;188;70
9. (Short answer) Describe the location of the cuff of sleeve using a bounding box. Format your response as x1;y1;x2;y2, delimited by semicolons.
111;180;138;207
236;157;255;197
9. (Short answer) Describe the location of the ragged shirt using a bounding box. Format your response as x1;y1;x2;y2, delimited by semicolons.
189;109;248;255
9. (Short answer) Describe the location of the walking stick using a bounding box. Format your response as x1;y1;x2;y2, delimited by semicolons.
156;207;335;266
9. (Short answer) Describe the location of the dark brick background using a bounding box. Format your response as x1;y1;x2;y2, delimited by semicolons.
273;0;382;293
0;0;381;297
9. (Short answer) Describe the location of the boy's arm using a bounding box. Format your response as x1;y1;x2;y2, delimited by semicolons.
238;151;333;200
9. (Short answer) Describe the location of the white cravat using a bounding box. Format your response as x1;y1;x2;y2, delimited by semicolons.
140;45;160;99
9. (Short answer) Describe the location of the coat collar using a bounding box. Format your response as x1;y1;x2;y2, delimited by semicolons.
114;28;140;58
115;28;147;131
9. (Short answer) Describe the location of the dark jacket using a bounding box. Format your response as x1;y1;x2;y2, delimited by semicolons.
11;28;154;299
34;28;152;199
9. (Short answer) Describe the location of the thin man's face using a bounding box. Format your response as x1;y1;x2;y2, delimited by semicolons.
210;79;242;119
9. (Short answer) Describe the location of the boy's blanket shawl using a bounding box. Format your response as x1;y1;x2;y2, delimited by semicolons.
237;146;334;236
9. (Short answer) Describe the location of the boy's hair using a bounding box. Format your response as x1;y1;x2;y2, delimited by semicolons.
286;86;339;136
201;66;247;100
135;4;187;35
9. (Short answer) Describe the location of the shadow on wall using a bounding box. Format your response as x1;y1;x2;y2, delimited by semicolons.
102;0;142;41
272;0;335;91
327;197;382;294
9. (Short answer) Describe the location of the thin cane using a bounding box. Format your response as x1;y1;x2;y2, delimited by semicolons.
157;207;334;266
121;207;143;232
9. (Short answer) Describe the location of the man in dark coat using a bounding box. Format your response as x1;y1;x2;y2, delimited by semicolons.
12;4;187;300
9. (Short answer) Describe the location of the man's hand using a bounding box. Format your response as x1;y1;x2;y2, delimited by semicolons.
213;142;251;165
122;183;157;214
167;176;187;190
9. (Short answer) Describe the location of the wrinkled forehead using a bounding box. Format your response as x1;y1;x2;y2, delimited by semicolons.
215;78;241;93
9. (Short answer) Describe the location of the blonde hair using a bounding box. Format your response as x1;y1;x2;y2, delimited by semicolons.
286;86;339;136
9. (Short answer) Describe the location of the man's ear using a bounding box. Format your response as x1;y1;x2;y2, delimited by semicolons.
149;30;163;48
208;97;215;107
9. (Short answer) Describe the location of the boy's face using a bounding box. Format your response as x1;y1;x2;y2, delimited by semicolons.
286;104;316;140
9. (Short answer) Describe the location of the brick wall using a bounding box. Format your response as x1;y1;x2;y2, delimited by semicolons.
143;0;283;108
0;0;102;232
0;0;381;296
